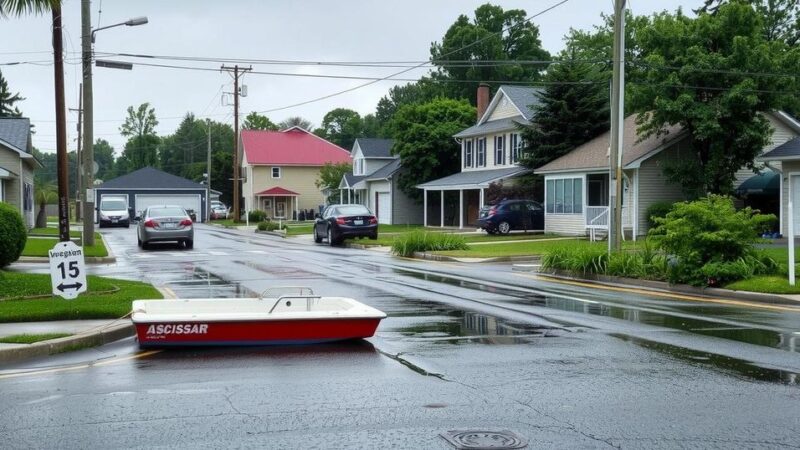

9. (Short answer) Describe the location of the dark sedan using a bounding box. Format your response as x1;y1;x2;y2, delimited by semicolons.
314;204;378;246
477;199;544;234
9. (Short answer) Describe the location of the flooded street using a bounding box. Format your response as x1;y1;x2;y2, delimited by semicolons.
3;225;800;448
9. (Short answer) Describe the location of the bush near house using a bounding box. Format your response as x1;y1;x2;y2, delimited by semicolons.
0;203;27;267
645;201;675;229
391;230;468;257
248;210;267;222
256;221;286;232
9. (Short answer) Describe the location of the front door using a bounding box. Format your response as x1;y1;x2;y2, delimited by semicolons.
377;192;390;224
276;200;286;218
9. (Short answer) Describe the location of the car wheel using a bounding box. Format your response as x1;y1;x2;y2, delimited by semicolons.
124;222;130;229
313;226;323;243
185;239;194;249
137;235;142;247
369;233;378;240
142;241;149;250
327;227;336;246
498;221;511;235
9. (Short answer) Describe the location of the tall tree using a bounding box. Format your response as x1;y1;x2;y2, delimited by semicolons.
242;111;279;131
388;98;475;200
315;162;352;204
697;0;800;45
430;3;551;103
314;108;363;150
634;3;799;196
519;54;610;170
375;79;445;135
278;116;312;131
118;103;160;172
0;69;23;117
92;138;115;182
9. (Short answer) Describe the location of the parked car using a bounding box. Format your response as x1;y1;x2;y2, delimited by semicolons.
210;204;229;219
97;196;130;228
185;208;197;222
313;204;378;246
477;199;544;235
137;205;194;250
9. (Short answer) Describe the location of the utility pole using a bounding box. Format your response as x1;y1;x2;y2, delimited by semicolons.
608;0;626;253
70;84;83;221
206;118;212;222
81;0;95;246
221;65;251;222
52;4;70;242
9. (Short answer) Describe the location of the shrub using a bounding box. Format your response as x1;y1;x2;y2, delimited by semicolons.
0;202;27;267
649;195;778;285
541;245;607;275
248;210;267;222
256;221;285;232
645;201;674;229
391;231;468;257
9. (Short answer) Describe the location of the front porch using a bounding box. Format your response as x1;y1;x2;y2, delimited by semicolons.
254;186;299;220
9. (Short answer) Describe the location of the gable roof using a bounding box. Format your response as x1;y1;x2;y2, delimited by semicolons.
99;166;206;189
340;173;367;188
255;186;299;196
760;136;800;161
365;158;402;181
0;118;31;153
535;115;685;174
454;117;528;139
354;138;394;158
477;85;543;125
242;127;351;166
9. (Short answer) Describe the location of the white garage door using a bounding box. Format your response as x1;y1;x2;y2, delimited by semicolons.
135;194;202;221
376;192;391;224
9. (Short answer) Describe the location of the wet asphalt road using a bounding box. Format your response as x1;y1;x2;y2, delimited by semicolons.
2;225;800;448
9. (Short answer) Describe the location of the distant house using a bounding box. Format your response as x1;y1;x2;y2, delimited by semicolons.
417;84;541;228
0;118;40;228
536;111;800;238
241;126;351;220
94;166;210;221
338;138;422;225
756;112;800;238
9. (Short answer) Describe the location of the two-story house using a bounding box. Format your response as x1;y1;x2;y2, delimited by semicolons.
241;126;351;220
417;84;541;228
0;118;39;228
338;138;422;225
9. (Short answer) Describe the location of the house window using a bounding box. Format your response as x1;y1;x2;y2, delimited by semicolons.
272;167;281;178
510;133;522;164
476;138;486;167
495;135;505;166
545;178;583;214
354;158;364;175
464;140;473;168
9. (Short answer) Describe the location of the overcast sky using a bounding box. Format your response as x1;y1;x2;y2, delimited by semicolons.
1;0;694;156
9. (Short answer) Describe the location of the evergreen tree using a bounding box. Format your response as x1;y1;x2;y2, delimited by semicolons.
0;69;23;117
519;56;610;170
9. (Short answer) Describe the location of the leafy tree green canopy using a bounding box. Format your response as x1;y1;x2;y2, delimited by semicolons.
634;2;800;196
117;103;160;172
315;162;352;204
430;3;551;103
697;0;800;45
314;108;364;150
242;111;278;131
388;98;475;201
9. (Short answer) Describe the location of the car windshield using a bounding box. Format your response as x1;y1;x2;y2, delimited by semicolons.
148;207;186;218
336;205;371;216
100;200;126;210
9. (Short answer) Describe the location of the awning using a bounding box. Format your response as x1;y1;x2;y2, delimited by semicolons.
735;170;779;196
255;186;299;196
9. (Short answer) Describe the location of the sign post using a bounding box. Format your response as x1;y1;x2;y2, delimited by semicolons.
49;241;88;300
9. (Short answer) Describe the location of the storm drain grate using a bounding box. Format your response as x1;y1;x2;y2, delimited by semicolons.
440;430;528;449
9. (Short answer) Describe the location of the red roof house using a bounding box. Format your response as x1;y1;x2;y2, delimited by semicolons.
240;127;351;220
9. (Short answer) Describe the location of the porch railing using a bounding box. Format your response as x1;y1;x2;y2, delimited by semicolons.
585;206;633;229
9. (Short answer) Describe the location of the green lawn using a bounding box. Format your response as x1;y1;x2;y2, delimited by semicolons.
0;333;72;344
344;231;558;247
23;235;108;257
435;238;593;258
29;227;82;238
725;275;800;295
0;272;162;322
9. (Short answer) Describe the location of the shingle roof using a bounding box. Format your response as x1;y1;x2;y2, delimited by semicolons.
355;138;394;158
255;186;299;196
417;167;529;189
759;137;800;160
341;173;366;188
499;85;544;120
0;118;31;153
98;166;206;189
365;159;401;181
454;117;528;138
242;127;351;166
535;115;685;173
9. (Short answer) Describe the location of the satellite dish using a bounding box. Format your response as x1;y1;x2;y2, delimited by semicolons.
92;161;99;175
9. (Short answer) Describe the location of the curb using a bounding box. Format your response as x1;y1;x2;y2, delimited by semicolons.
0;322;135;365
254;229;286;238
537;271;800;306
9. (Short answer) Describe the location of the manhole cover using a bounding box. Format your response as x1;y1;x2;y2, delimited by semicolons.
440;430;528;449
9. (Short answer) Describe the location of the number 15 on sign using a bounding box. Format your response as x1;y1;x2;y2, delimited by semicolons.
48;241;88;300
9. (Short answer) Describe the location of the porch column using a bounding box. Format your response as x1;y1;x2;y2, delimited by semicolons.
458;189;463;229
339;188;344;204
440;190;444;228
479;188;484;208
423;189;428;227
348;189;351;204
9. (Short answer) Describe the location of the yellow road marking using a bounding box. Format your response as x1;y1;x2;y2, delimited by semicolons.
517;273;800;313
0;350;161;380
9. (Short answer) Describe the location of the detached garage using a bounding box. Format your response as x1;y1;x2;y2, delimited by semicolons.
94;166;209;222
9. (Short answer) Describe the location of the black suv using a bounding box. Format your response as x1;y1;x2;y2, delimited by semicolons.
477;199;544;234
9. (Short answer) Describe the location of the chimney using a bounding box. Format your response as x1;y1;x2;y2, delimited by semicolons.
476;83;490;122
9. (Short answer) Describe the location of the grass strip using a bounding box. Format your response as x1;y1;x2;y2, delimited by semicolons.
724;275;800;295
0;333;72;344
22;234;108;257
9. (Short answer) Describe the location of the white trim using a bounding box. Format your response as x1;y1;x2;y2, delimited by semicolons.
477;88;526;125
633;168;639;240
97;187;205;191
774;111;800;134
458;189;463;229
440;190;444;228
423;189;428;227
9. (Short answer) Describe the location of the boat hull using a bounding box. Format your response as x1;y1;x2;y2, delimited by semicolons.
135;317;382;348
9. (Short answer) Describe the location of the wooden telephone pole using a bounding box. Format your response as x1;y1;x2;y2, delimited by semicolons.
608;0;626;253
221;65;251;222
52;4;70;242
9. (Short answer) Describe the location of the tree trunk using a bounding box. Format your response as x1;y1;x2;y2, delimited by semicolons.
35;204;47;228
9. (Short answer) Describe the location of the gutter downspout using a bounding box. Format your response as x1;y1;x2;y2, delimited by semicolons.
766;162;793;286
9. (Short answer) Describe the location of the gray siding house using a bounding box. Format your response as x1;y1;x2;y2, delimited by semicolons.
0;118;39;228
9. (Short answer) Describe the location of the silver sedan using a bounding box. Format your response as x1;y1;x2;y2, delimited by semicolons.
137;205;194;250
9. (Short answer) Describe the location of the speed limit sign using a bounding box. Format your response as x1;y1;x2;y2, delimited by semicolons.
48;241;88;300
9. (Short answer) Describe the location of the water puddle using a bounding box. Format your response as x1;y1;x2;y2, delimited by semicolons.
141;263;253;298
234;260;324;279
613;334;800;385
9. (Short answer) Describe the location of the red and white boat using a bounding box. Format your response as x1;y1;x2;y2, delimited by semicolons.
131;287;386;348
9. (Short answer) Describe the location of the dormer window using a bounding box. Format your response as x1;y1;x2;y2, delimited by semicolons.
354;158;365;175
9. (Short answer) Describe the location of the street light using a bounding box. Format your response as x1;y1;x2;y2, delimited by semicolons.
80;0;147;246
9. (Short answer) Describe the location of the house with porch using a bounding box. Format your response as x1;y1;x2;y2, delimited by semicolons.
241;126;351;220
535;111;800;239
417;84;541;228
0;118;39;228
338;138;422;224
755;112;800;238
